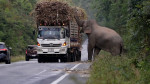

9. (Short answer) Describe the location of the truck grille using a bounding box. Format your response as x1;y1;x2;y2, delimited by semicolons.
41;44;61;47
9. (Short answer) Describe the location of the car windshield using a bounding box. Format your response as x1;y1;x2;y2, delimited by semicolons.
0;44;6;49
38;28;63;39
28;46;37;50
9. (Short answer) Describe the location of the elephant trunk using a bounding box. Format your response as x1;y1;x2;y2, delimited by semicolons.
74;15;84;27
73;9;84;27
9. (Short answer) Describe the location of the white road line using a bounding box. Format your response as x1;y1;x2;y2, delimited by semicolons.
35;70;47;76
50;63;81;84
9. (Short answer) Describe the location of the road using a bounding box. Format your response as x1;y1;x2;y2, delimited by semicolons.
0;40;90;84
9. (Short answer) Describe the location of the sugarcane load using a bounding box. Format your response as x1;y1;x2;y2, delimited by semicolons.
33;0;87;62
35;1;74;26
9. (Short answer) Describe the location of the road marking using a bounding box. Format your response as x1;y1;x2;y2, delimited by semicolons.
50;63;81;84
35;70;47;75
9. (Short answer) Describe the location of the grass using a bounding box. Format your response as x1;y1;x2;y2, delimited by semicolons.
87;51;143;84
11;55;25;62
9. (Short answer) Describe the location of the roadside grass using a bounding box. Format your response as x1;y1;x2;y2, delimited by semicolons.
88;51;142;84
11;55;25;62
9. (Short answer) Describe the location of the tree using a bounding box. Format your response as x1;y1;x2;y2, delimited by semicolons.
0;0;37;55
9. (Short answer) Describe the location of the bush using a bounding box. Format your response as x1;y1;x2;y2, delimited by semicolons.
88;51;150;84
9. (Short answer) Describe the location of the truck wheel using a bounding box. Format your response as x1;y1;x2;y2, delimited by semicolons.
71;52;76;62
38;55;42;63
67;53;71;62
76;51;81;61
60;55;65;62
25;55;29;61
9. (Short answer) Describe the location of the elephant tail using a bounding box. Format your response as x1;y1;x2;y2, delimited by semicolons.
120;43;123;55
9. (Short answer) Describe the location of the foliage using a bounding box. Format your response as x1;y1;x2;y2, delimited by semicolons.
0;0;37;55
92;0;128;34
11;55;25;62
72;0;95;19
127;0;150;56
75;0;150;83
88;51;150;84
0;0;150;82
91;0;150;55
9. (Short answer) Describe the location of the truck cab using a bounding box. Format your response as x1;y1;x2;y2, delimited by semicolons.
37;26;69;62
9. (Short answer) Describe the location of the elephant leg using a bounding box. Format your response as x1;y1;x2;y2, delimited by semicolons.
93;48;101;60
88;44;94;61
88;35;95;61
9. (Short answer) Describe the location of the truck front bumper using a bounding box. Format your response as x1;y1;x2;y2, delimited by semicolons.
37;47;67;54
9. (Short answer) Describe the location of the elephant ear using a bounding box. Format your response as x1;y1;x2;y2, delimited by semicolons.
84;28;91;34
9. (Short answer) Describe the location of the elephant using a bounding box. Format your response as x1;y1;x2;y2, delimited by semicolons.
74;11;123;61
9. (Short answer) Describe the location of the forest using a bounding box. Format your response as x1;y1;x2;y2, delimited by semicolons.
87;0;150;83
0;0;150;83
73;0;150;83
0;0;37;55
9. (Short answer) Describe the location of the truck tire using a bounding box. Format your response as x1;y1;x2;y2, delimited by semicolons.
76;51;81;61
38;55;42;63
71;52;76;62
61;55;66;62
67;53;71;62
78;51;81;61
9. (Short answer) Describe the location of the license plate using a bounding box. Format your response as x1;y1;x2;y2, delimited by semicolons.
32;55;36;56
49;49;54;52
42;49;48;52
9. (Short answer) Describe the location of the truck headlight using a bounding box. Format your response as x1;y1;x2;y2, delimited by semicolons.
62;42;66;46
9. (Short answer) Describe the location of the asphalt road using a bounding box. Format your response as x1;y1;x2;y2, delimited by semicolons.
0;40;90;84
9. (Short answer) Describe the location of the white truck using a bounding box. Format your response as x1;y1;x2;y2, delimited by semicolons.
36;21;81;63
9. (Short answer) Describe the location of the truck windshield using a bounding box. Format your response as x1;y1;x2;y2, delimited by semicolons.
38;28;64;39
